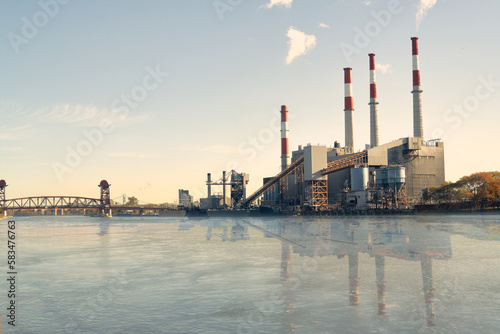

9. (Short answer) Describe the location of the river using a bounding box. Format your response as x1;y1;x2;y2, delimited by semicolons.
1;214;500;333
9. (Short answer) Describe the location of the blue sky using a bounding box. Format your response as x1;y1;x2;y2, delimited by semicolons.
1;0;499;203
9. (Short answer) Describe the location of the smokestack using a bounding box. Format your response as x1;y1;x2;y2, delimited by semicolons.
222;171;226;207
344;68;354;153
280;105;290;171
411;37;423;138
369;54;379;148
207;173;211;198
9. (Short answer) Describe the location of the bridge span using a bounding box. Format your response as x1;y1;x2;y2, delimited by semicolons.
0;179;161;216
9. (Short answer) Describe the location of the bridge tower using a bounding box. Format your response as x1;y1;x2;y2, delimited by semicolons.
99;180;111;209
0;180;6;215
0;180;6;201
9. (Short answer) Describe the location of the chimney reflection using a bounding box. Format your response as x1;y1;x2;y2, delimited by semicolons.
375;255;386;314
421;257;435;326
348;252;360;305
197;219;450;327
281;241;291;281
202;222;249;242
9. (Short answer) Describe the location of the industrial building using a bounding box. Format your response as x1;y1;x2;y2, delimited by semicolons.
199;171;249;210
238;37;445;212
178;189;193;207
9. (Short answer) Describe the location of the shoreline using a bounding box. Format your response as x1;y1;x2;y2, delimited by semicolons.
2;208;499;219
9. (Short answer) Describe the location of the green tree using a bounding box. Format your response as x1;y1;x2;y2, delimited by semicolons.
127;196;139;207
453;188;473;202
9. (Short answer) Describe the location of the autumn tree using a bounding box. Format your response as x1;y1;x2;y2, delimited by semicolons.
425;171;500;203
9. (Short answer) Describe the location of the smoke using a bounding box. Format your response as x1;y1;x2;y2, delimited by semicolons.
285;27;317;65
416;0;437;30
375;63;392;74
263;0;293;9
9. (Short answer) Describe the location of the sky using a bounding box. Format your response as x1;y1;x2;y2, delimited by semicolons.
1;0;499;203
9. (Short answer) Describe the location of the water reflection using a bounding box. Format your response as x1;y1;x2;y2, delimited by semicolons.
97;219;110;236
179;220;250;242
182;218;454;327
84;216;498;331
272;220;451;326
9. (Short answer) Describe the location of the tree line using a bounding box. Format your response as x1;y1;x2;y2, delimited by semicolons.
424;171;500;203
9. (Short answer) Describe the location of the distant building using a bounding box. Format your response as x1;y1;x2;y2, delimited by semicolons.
178;189;193;207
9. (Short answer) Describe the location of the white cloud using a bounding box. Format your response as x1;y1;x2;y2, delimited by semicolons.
12;103;152;127
318;23;330;29
0;123;38;141
263;0;293;9
375;63;392;74
363;0;372;5
285;27;317;65
416;0;437;30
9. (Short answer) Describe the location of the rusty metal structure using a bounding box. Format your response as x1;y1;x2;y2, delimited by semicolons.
0;179;6;206
305;179;328;210
99;180;111;209
0;180;162;214
2;196;103;210
205;170;249;208
322;151;368;175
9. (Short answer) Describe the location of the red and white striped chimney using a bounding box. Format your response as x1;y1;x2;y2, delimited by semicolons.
344;68;354;153
411;37;423;138
369;53;379;148
280;105;290;171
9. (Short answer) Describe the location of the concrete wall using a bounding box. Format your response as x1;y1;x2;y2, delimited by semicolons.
387;138;445;200
304;145;327;181
366;138;406;166
327;169;350;204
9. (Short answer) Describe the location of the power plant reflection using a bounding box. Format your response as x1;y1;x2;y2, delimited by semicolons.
182;219;452;326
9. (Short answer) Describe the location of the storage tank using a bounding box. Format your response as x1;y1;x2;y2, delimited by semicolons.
387;167;406;189
375;167;405;189
351;167;369;191
375;168;388;187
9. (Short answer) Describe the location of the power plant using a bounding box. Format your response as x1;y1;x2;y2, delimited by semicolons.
196;37;445;215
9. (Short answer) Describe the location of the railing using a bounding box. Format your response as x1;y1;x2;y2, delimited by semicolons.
2;196;103;209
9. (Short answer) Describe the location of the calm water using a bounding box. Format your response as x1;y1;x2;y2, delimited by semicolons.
1;215;500;333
